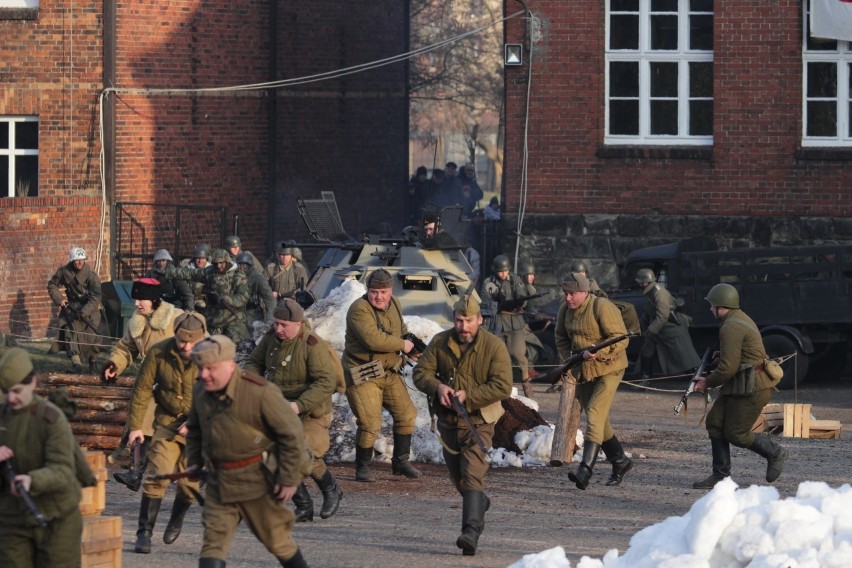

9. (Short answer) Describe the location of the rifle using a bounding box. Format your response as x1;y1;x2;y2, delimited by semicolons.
497;292;546;313
435;372;489;454
674;347;714;415
3;461;48;528
62;304;100;334
147;469;209;483
545;332;639;385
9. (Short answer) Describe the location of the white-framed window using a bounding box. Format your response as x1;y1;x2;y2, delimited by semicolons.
605;0;713;145
1;116;39;198
802;6;852;146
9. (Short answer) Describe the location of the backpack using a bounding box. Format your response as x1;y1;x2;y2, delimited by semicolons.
594;296;641;335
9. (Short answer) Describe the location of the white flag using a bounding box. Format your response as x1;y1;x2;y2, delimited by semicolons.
811;0;852;42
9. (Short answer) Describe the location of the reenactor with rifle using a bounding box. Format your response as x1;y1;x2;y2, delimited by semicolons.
342;269;421;482
413;294;512;556
245;299;344;522
236;252;277;328
266;244;308;300
224;235;265;272
126;312;207;553
482;255;536;398
148;249;194;310
168;249;251;342
47;246;105;373
0;348;86;566
555;272;633;490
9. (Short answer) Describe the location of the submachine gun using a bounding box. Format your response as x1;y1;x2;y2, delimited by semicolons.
674;346;714;416
401;332;428;368
496;292;546;313
3;461;48;528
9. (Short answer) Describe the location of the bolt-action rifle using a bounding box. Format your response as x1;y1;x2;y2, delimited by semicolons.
496;292;546;313
544;332;639;386
435;372;489;453
3;461;48;528
674;346;714;415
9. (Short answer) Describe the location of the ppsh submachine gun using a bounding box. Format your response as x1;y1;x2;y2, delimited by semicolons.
674;346;714;416
3;461;48;528
399;332;429;368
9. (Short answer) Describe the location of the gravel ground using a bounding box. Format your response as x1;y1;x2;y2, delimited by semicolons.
107;375;852;568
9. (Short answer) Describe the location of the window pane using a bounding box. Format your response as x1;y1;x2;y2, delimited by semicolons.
0;156;7;197
610;100;640;135
691;0;713;10
689;100;713;135
690;14;713;50
651;15;678;50
805;13;837;51
15;121;38;149
610;62;639;96
0;123;7;149
807;102;837;136
610;15;639;49
690;62;713;97
611;0;638;10
807;62;837;97
651;62;678;97
651;100;678;134
15;156;38;197
651;0;677;11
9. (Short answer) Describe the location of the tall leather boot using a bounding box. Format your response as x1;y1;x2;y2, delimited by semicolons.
198;558;227;568
134;495;162;554
391;434;422;479
749;434;789;483
316;470;343;519
568;441;600;490
601;435;633;486
693;437;731;489
456;490;489;556
292;483;314;522
521;369;534;399
114;437;150;491
163;491;193;544
354;446;376;483
278;548;308;568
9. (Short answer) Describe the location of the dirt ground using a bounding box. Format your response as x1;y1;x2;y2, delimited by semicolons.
104;374;852;568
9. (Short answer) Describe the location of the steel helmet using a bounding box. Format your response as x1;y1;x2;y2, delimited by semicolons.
569;260;588;274
235;252;253;265
224;235;241;249
292;247;303;261
210;248;230;264
68;247;87;262
635;268;656;284
705;283;740;309
153;249;173;262
278;245;295;256
492;254;511;273
518;260;535;275
192;244;211;260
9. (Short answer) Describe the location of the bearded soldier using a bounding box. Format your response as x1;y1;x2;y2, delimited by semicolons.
127;313;206;554
343;269;421;482
413;295;512;556
245;299;343;522
47;246;104;373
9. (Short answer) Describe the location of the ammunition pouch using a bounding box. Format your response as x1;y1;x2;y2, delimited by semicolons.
349;359;385;386
729;363;756;397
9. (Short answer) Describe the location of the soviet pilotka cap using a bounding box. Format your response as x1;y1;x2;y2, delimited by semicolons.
561;272;590;293
190;335;236;366
0;347;34;390
173;312;208;343
453;288;481;317
366;269;394;289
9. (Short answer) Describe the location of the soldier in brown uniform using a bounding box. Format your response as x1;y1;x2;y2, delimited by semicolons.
692;283;788;489
47;246;104;373
413;295;512;556
555;272;633;490
266;245;309;300
0;348;83;567
127;313;206;553
343;269;421;482
186;335;312;568
245;299;343;522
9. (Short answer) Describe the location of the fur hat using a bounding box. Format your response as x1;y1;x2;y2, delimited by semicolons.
190;335;236;366
273;299;304;322
131;278;162;301
366;269;394;289
0;348;34;390
561;272;590;293
173;312;208;342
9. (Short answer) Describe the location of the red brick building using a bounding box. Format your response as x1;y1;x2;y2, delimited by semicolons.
503;1;852;286
1;1;408;340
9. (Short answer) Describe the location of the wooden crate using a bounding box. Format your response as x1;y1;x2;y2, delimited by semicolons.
783;403;812;438
80;450;107;516
752;403;784;433
753;403;842;439
81;515;122;568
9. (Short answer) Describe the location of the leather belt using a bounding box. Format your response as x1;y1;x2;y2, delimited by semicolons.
216;453;264;471
754;365;765;373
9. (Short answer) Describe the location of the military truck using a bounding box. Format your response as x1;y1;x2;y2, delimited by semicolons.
613;239;852;389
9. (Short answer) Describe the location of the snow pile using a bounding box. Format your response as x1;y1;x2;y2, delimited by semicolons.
510;479;852;568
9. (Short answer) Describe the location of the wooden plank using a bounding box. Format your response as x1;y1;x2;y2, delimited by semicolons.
549;373;579;467
783;404;794;437
809;419;842;430
751;414;765;433
802;404;812;439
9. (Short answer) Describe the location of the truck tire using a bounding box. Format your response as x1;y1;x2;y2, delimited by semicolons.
763;334;809;390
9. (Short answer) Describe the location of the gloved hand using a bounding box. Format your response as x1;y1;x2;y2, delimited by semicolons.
101;361;118;382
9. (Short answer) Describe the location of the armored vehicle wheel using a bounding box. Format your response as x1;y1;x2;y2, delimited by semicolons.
763;334;809;390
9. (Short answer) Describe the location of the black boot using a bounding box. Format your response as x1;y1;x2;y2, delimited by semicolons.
693;437;731;489
568;441;600;490
114;437;150;491
749;434;789;483
292;483;314;522
198;559;227;568
279;548;308;568
391;434;422;479
163;491;193;544
456;490;489;556
354;446;376;483
134;495;162;553
601;435;633;487
316;470;343;519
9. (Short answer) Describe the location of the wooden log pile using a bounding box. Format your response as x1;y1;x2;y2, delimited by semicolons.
36;372;133;451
